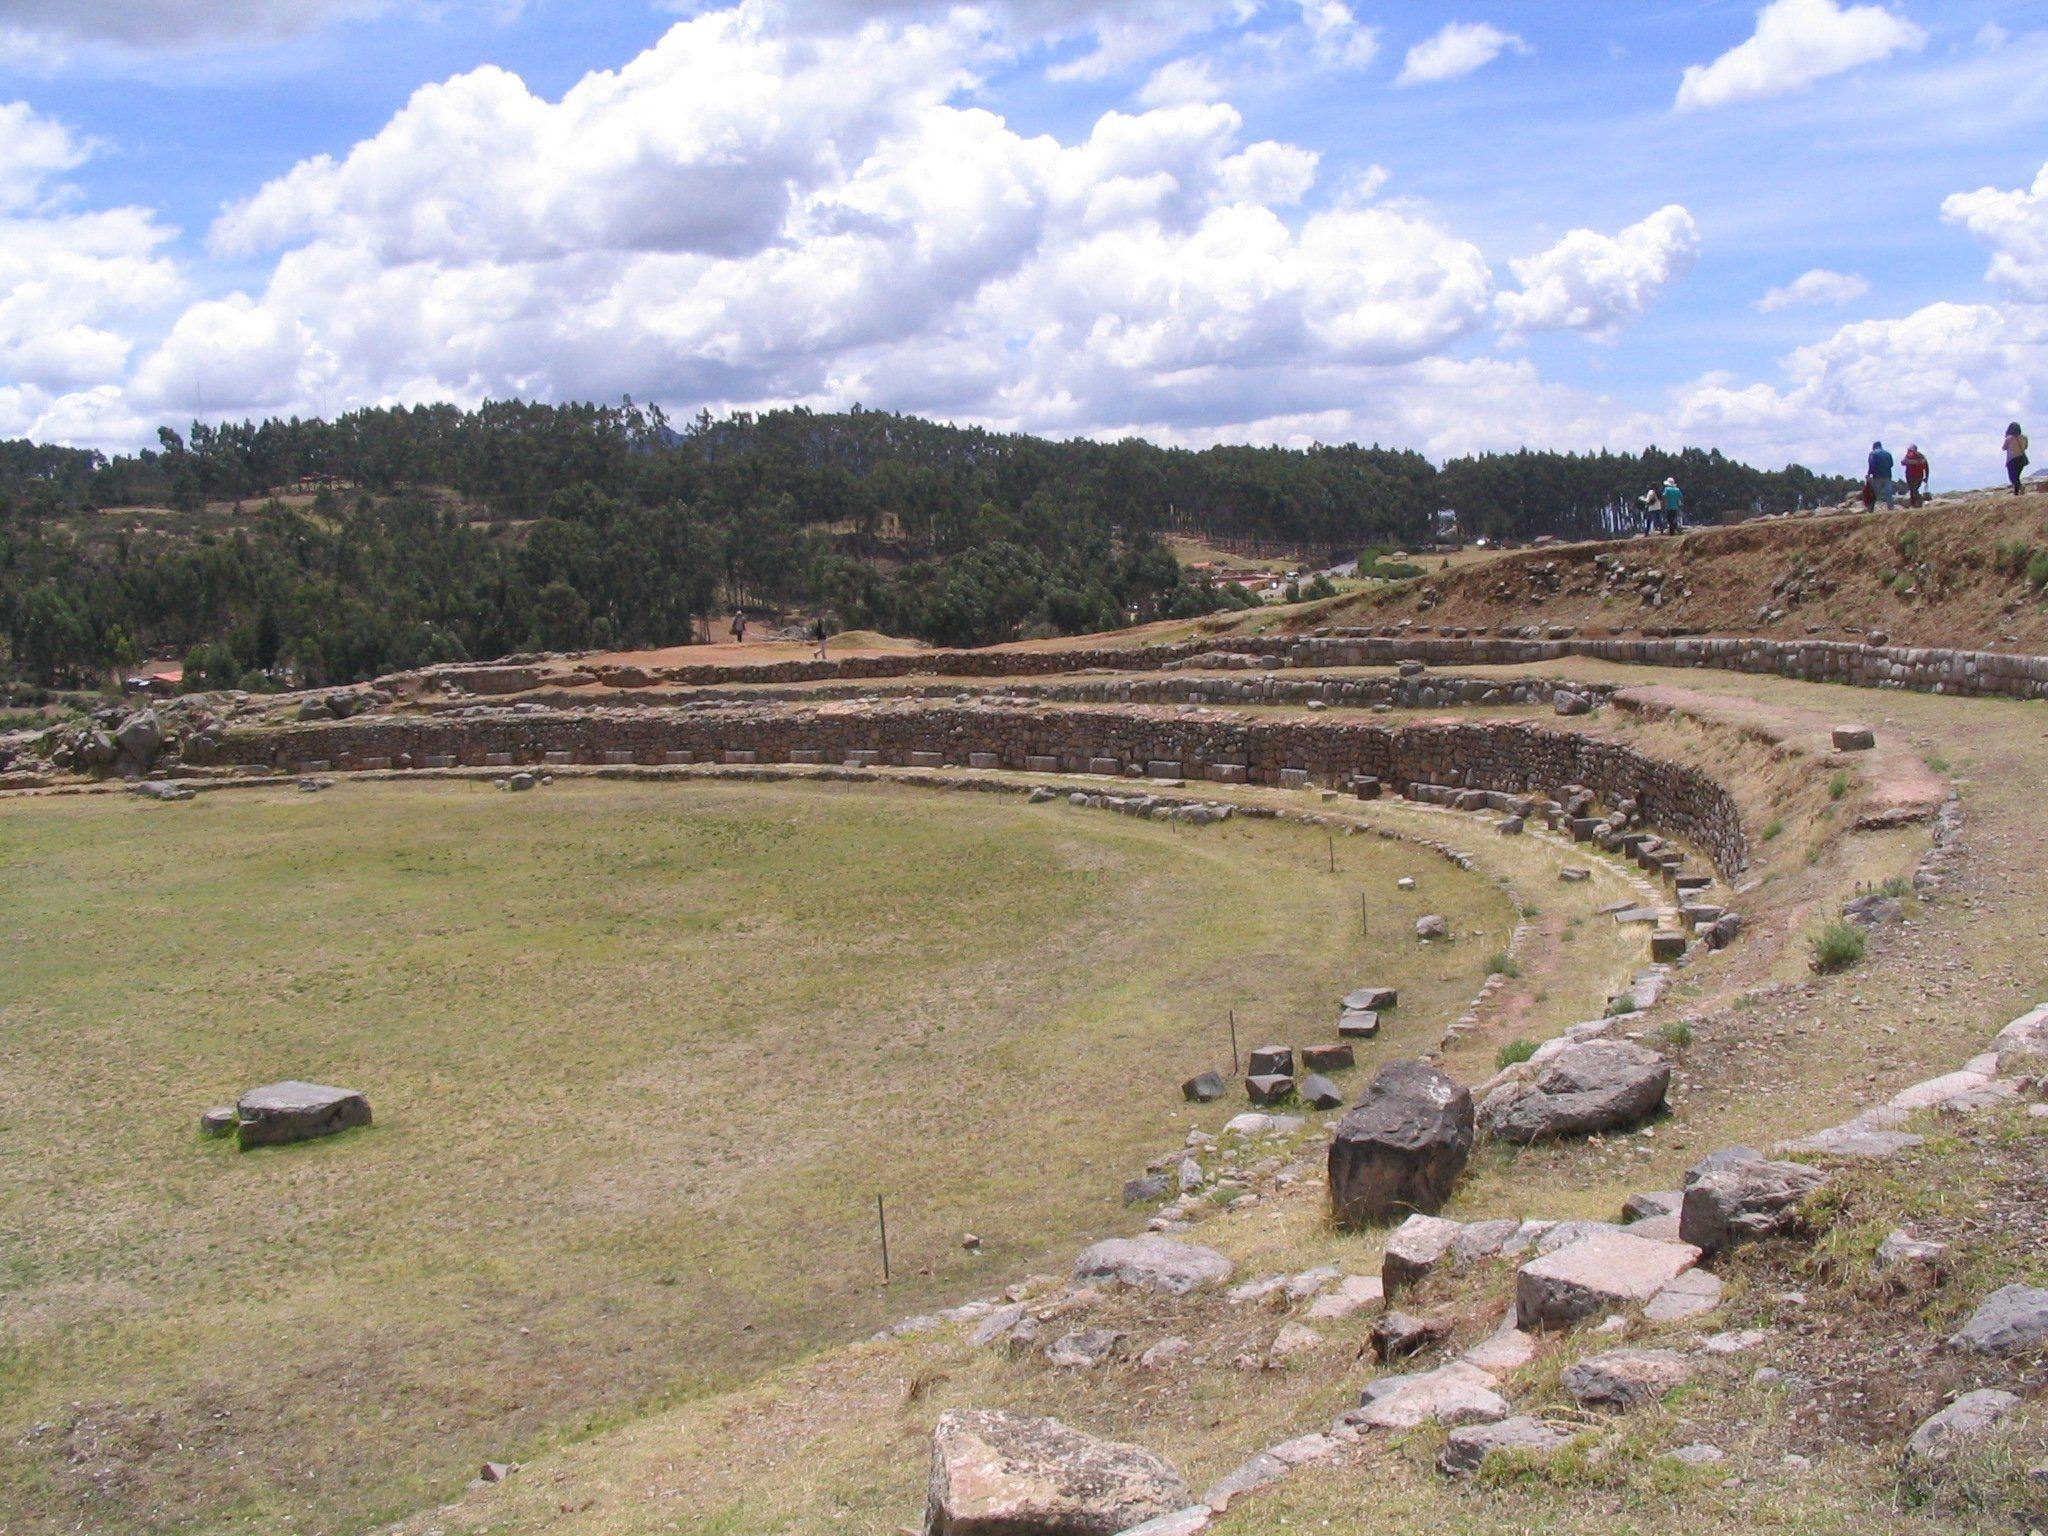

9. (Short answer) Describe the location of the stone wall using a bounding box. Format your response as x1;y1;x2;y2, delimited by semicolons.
417;632;2048;702
219;705;1748;874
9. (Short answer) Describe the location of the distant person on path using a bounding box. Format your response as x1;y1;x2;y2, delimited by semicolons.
1867;441;1895;508
811;615;829;661
1659;478;1683;535
1902;444;1929;505
730;608;747;644
1638;487;1660;535
2007;422;2031;495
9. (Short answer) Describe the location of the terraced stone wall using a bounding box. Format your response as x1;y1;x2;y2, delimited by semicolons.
423;632;2048;701
220;707;1749;874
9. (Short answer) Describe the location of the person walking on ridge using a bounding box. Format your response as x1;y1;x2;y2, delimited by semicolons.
1902;444;1929;506
2007;423;2031;495
1659;477;1683;535
1867;441;1895;509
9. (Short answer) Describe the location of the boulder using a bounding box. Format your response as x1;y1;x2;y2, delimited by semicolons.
1382;1214;1463;1291
1297;1074;1344;1111
234;1080;372;1149
1072;1236;1233;1296
1247;1045;1294;1078
1677;1157;1826;1254
1948;1284;2048;1354
1328;1061;1474;1229
1342;986;1398;1012
1415;915;1449;941
1906;1390;2020;1462
1477;1040;1670;1143
1561;1348;1691;1409
1246;1074;1295;1107
1515;1231;1700;1330
1181;1072;1226;1103
1552;692;1593;717
507;771;536;792
1437;1416;1576;1477
114;709;163;768
924;1409;1192;1536
1300;1043;1354;1074
198;1105;237;1136
1831;725;1876;751
1336;1009;1381;1039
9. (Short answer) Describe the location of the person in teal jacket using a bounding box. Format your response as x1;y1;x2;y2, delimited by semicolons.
1660;478;1683;535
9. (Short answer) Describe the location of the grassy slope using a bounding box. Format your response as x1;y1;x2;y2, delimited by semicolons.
0;778;1506;1536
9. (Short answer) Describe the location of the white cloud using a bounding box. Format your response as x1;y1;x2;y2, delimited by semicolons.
0;100;180;438
1757;267;1870;310
1495;205;1699;336
1672;299;2038;473
1943;160;2048;303
1395;21;1527;87
1676;0;1924;112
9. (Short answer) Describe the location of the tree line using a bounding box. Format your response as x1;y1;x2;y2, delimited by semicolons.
0;401;1849;690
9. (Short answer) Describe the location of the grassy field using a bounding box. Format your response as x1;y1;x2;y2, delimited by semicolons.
0;777;1506;1536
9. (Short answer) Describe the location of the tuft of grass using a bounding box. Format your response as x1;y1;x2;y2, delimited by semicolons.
1762;817;1785;841
1879;874;1912;899
1494;1038;1539;1070
1656;1018;1694;1048
1925;750;1952;773
1811;920;1868;973
1485;952;1520;978
1828;770;1851;801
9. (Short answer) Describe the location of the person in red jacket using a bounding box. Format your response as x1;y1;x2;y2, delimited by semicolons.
1902;444;1929;505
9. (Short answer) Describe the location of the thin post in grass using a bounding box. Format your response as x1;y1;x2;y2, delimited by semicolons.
1228;1009;1239;1076
1360;893;1368;939
876;1194;891;1283
1326;833;1336;873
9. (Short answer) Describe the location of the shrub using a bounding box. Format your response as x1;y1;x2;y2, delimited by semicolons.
1879;874;1912;899
1925;751;1951;773
2029;550;2048;591
1811;921;1867;974
1495;1038;1538;1070
1657;1018;1694;1048
1485;952;1520;978
1828;770;1851;801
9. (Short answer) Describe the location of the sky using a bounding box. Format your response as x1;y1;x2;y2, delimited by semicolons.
0;0;2044;478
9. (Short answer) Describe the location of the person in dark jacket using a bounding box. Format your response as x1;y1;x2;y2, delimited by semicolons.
1902;445;1929;505
1867;441;1895;508
2008;423;2031;495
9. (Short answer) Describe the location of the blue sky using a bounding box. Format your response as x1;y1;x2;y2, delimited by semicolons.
0;0;2043;477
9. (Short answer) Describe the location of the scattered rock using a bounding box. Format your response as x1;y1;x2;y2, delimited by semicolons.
1562;1348;1691;1409
132;779;194;802
1328;1060;1474;1229
1437;1416;1575;1477
1046;1328;1127;1369
1666;1443;1725;1466
924;1409;1192;1536
1371;1310;1446;1362
1297;1073;1344;1111
1907;1389;2020;1462
1267;1322;1322;1362
1246;1074;1295;1107
1415;914;1450;941
1382;1214;1464;1292
233;1080;372;1150
1678;1157;1827;1254
1306;1274;1384;1321
1124;1173;1170;1206
1300;1043;1354;1074
1346;1361;1508;1431
1072;1236;1234;1296
1832;725;1876;751
1875;1230;1951;1292
1643;1268;1723;1323
1138;1337;1191;1369
1478;1040;1670;1143
1949;1284;2048;1355
1247;1045;1294;1077
198;1106;236;1136
477;1461;515;1484
1181;1072;1226;1103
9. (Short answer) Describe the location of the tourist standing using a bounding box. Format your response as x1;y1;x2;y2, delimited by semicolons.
1660;478;1684;535
2007;423;2031;495
1867;441;1895;508
1902;444;1929;505
811;615;829;661
730;608;748;644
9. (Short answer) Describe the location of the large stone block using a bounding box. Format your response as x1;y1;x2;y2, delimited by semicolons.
235;1081;372;1150
924;1409;1192;1536
1328;1061;1474;1229
1514;1231;1700;1330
